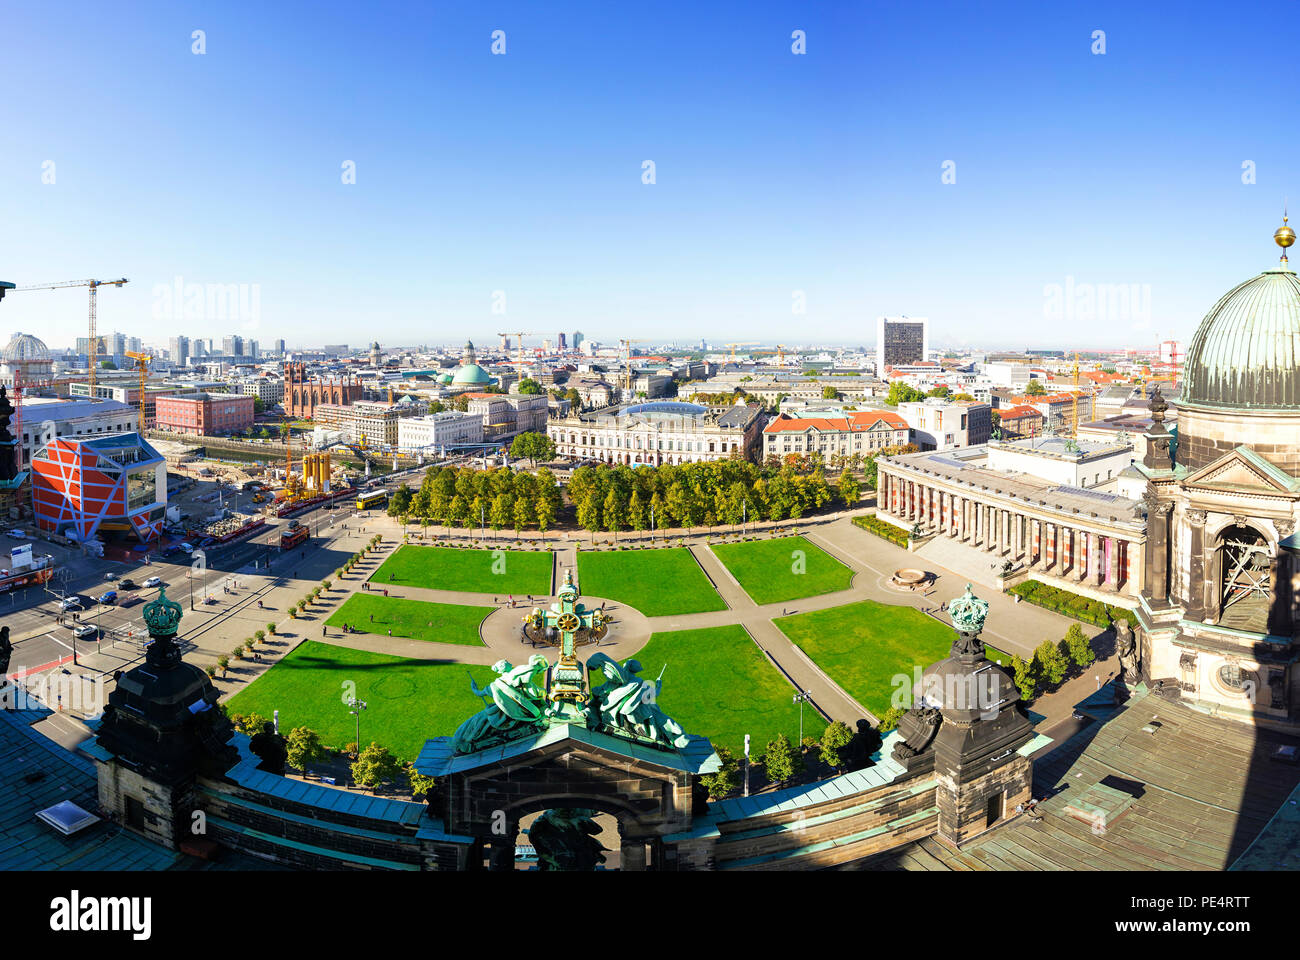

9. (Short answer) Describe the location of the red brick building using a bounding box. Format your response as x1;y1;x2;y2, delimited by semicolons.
284;363;363;419
995;404;1044;439
154;392;256;436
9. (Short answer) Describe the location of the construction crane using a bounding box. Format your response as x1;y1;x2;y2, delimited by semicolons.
619;338;649;394
124;350;151;429
1070;351;1080;438
724;341;759;363
498;332;535;367
14;278;129;391
776;344;787;366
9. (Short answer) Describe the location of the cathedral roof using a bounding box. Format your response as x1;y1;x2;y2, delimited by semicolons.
1181;224;1300;412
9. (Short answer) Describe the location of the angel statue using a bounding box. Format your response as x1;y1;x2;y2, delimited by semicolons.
451;656;549;754
586;653;690;749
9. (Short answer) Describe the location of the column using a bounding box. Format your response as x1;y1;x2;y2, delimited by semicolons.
1089;532;1102;585
1003;510;1012;557
1106;536;1119;590
621;839;647;872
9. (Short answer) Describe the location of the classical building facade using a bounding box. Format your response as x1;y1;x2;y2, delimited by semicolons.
763;410;909;461
876;437;1146;598
549;401;763;465
1136;223;1300;727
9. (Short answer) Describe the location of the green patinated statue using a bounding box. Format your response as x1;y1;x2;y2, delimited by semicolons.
587;653;689;749
451;656;549;753
450;571;695;756
946;583;989;636
527;808;607;871
143;585;184;639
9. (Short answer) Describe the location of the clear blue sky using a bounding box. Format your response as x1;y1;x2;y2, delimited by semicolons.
1;0;1296;352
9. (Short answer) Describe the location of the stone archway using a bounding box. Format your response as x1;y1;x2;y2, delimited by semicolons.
1214;522;1271;631
419;730;709;871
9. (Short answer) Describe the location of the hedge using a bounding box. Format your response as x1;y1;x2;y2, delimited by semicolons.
1011;579;1139;629
852;513;909;548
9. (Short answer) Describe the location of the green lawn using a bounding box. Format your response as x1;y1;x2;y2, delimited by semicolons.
225;641;496;761
774;600;957;717
576;548;726;616
369;545;553;596
604;625;822;756
710;536;854;605
324;594;491;646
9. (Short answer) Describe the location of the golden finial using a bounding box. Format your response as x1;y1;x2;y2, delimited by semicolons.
1276;203;1295;264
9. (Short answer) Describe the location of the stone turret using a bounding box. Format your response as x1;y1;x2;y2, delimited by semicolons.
94;586;237;849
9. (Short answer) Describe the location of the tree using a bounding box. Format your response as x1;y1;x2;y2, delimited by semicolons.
230;712;270;737
627;488;647;531
761;734;804;784
286;726;329;775
877;706;905;732
1011;655;1039;701
406;765;439;801
603;487;624;535
577;490;603;533
510;431;556;467
1064;623;1095;669
351;742;403;791
387;483;413;517
99;359;117;370
837;471;860;507
699;746;741;799
1034;639;1069;688
821;385;839;400
253;395;265;415
886;382;926;405
952;392;976;402
534;492;555;532
512;494;534;533
819;721;855;772
488;492;513;531
1024;379;1047;396
926;385;952;399
517;378;543;395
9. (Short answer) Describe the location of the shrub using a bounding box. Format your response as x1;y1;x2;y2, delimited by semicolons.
762;734;804;784
254;629;265;642
877;706;905;732
204;664;217;678
216;654;230;676
819;720;855;771
232;646;246;660
1064;623;1096;668
852;513;909;547
1011;580;1137;629
267;622;276;635
699;746;741;800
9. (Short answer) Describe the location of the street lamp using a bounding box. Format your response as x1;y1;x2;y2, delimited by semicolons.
793;690;812;745
346;696;368;753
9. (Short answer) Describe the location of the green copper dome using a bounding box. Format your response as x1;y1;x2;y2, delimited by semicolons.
451;363;491;385
1181;266;1300;411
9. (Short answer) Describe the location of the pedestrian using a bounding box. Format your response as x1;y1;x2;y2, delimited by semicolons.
323;625;326;637
384;588;389;598
369;613;374;623
387;628;392;636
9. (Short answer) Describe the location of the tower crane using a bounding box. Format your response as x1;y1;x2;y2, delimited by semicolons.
618;338;649;394
724;341;759;363
124;350;151;429
13;278;129;392
497;332;535;367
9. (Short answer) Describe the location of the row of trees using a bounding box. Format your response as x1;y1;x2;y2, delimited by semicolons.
699;721;859;799
388;464;563;533
1010;624;1095;701
565;459;858;533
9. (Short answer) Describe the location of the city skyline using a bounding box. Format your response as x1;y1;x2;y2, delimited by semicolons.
3;1;1297;351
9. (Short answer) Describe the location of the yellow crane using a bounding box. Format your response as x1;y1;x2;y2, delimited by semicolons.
497;331;535;367
1070;351;1080;438
14;278;129;391
124;350;151;428
725;341;759;363
619;338;649;394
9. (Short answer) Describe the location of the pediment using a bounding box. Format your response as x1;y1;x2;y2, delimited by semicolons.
1181;446;1300;497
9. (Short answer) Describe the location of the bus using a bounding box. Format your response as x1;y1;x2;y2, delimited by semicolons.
356;489;388;511
280;519;309;550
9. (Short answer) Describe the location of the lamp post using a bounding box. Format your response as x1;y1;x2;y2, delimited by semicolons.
743;733;751;797
346;696;367;753
793;690;812;745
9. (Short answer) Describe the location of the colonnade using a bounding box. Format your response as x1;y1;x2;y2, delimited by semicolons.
878;469;1134;593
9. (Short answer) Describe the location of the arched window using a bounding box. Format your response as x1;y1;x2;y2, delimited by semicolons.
1218;523;1271;632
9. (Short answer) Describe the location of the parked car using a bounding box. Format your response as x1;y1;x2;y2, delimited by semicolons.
119;578;139;590
120;594;143;608
6;528;26;540
104;572;118;581
97;590;118;605
142;576;163;588
60;597;84;611
71;624;98;640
